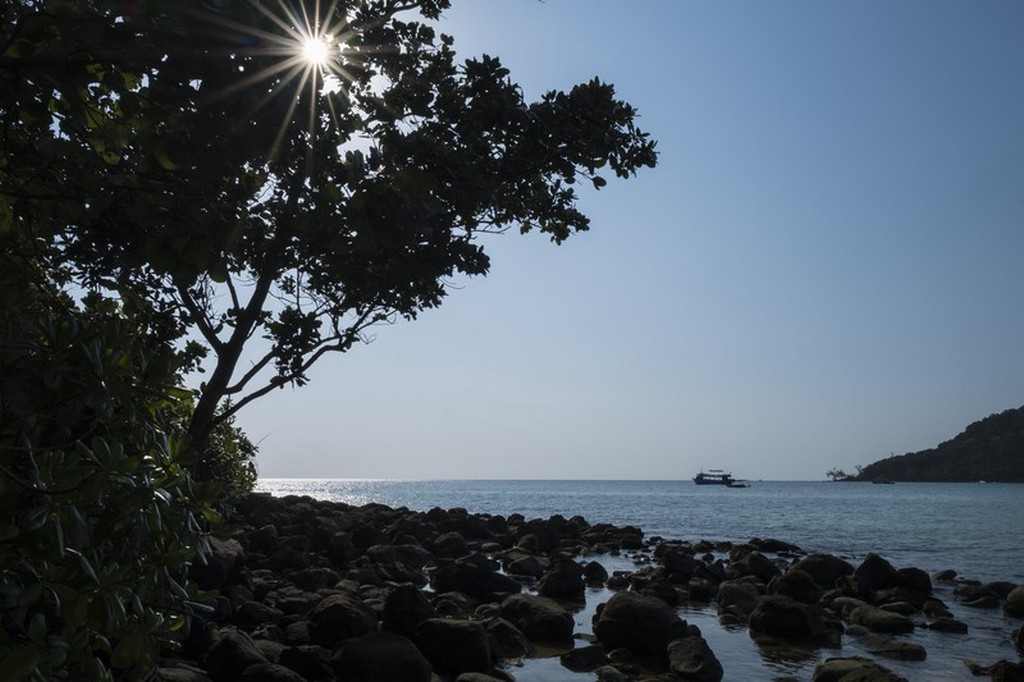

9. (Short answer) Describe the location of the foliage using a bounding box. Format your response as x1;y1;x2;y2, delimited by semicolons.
0;0;658;449
0;251;218;681
855;406;1024;483
190;406;259;510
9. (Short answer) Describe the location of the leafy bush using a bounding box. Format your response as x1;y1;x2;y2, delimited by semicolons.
0;254;219;681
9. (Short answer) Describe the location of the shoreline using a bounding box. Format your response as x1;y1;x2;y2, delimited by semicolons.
165;492;1024;681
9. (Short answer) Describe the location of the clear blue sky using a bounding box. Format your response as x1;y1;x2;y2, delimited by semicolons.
240;0;1024;480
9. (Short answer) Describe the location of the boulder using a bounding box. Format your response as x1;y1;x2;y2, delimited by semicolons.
748;595;835;646
893;567;931;595
716;579;761;623
506;554;547;578
1015;625;1023;656
583;560;610;584
192;538;246;591
307;594;378;647
812;656;908;681
1005;585;1024;618
538;558;586;601
848;605;914;635
433;531;469;558
924;617;968;634
204;627;268;682
382;583;437;639
593;591;689;657
278;645;333;680
791;553;854;591
485;617;530;660
560;644;607;673
853;553;897;593
332;631;431;682
662;546;698;579
431;559;522;600
768;569;824;604
236;663;305;682
729;549;781;583
857;633;927;661
415;618;492;675
499;593;575;643
667;635;724;681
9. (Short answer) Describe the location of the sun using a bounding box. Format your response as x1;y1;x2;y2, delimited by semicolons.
300;33;333;68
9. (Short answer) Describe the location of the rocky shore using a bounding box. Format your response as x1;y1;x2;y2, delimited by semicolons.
160;493;1024;681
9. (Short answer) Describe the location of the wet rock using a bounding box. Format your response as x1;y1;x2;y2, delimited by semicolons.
924;617;968;634
729;548;781;583
431;558;522;600
235;601;285;629
893;566;931;595
594;665;632;681
848;605;914;634
560;644;607;672
332;631;431;682
593;591;689;657
433;531;469;558
485;617;530;659
538;557;586;601
857;633;927;661
748;595;835;646
505;553;547;578
583;560;610;584
662;546;698;580
852;553;897;593
790;548;856;585
812;656;908;681
415;618;492;675
769;568;824;605
1005;585;1024;618
716;578;762;623
1015;625;1024;656
499;593;575;643
667;635;724;681
307;594;378;647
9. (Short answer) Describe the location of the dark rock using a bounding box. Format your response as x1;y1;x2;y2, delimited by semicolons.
792;554;855;591
594;665;631;681
932;569;957;582
893;566;931;595
248;524;279;554
505;553;547;578
848;605;914;634
687;577;719;602
812;656;908;681
583;560;609;584
278;645;333;680
236;663;306;682
499;593;575;643
157;662;213;682
290;567;341;591
454;674;512;682
365;544;434;568
716;579;761;623
431;558;522;600
332;631;431;682
729;549;781;583
485;617;530;659
306;594;378;647
235;601;285;629
748;595;835;646
560;644;607;672
415;618;491;675
768;569;824;604
853;553;897;593
593;591;688;657
204;627;269;682
667;635;724;681
433;531;469;558
1005;585;1024;617
857;633;927;661
192;538;246;591
1015;625;1023;656
326;532;357;567
538;558;586;601
382;583;437;639
662;546;698;579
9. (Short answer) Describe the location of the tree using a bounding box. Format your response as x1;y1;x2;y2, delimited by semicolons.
1;0;657;453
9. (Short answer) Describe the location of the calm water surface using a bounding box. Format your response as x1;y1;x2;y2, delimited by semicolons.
256;479;1024;680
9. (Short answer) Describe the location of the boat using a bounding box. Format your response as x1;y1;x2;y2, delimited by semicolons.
693;469;735;485
871;479;895;485
727;480;749;488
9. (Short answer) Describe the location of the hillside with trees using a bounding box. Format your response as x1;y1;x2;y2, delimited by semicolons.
854;406;1024;482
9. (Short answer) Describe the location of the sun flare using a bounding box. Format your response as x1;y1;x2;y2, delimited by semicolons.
300;34;333;67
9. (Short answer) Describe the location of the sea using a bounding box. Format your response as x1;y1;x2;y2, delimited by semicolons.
255;479;1024;681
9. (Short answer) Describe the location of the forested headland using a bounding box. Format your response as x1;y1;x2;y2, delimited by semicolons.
852;406;1024;483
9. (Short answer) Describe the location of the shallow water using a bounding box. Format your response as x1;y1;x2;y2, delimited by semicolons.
257;479;1024;679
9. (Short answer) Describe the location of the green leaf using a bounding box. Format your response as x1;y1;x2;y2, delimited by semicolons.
0;644;40;681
